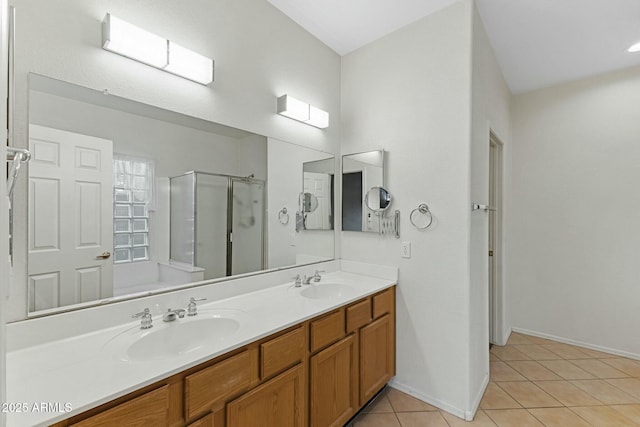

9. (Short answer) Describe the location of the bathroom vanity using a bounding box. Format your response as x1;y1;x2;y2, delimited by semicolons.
6;265;396;426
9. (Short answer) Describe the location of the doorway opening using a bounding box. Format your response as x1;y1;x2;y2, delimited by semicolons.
489;131;504;345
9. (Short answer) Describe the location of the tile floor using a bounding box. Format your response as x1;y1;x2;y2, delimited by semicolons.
349;332;640;426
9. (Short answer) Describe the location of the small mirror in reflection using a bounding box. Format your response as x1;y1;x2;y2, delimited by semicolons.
365;187;392;213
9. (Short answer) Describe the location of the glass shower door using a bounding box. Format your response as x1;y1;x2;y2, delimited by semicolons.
195;173;229;280
231;179;264;275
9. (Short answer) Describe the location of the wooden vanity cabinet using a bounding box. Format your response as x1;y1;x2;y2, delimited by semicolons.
52;286;395;427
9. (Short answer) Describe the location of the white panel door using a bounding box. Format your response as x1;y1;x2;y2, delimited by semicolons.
28;124;113;312
303;172;331;230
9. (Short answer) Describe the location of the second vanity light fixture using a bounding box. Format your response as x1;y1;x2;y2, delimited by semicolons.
277;95;329;129
102;13;214;85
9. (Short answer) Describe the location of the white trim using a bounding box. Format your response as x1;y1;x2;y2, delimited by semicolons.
512;327;640;361
500;326;512;346
466;372;489;421
388;379;467;420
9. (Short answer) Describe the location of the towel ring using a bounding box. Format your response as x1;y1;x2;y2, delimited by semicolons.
278;207;290;225
410;203;433;230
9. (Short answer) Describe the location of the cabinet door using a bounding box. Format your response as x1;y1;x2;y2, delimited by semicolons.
309;335;357;427
71;385;169;426
226;365;304;427
360;314;394;404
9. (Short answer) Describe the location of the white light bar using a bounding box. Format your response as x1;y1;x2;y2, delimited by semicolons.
628;41;640;53
102;13;214;85
277;95;329;129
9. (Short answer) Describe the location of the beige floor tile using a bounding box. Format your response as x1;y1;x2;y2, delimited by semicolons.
571;379;639;404
606;378;640;400
512;345;563;360
484;409;545;427
395;411;449;427
533;380;602;406
570;358;630;378
496;381;562;408
603;358;640;377
490;346;531;361
522;335;557;345
363;391;394;413
441;410;498;427
490;352;500;362
611;404;640;424
528;407;592;427
506;333;536;345
490;361;527;382
480;383;522;409
506;361;563;381
570;406;639;427
386;388;437;412
352;412;401;427
542;344;591;359
538;360;596;380
575;347;618;359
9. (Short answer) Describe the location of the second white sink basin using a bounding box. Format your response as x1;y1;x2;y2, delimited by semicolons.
299;283;355;299
108;310;245;362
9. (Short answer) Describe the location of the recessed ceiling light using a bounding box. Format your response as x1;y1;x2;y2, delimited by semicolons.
628;41;640;52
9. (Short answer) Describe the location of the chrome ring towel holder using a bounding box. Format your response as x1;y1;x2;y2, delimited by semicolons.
410;203;433;230
278;207;290;225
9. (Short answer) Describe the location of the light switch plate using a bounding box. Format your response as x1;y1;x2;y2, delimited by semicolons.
401;241;411;258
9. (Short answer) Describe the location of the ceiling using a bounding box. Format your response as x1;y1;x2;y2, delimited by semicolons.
266;0;640;94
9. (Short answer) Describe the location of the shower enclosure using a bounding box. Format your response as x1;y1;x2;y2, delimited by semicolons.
170;171;265;280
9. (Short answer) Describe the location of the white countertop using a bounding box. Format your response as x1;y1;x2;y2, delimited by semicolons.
5;267;396;426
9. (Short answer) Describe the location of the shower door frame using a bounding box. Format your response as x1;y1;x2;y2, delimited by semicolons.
185;171;266;277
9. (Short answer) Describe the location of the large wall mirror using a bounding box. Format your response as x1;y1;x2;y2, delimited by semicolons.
342;150;385;232
19;73;335;316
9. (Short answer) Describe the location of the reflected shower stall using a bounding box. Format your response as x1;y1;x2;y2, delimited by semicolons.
170;171;265;280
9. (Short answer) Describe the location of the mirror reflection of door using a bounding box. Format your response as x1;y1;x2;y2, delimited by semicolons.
342;171;362;231
28;124;114;311
303;173;330;229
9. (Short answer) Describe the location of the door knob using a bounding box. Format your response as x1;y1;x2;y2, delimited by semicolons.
96;251;111;260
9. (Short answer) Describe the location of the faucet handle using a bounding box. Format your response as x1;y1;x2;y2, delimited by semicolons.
187;297;207;316
132;308;153;329
313;270;325;282
292;274;302;287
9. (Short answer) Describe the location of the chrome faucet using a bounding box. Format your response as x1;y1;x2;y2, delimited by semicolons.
163;308;186;322
312;270;325;282
187;297;207;316
293;274;303;287
302;275;313;285
132;308;153;329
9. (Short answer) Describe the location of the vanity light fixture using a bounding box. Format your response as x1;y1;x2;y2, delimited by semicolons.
628;41;640;52
277;94;329;129
102;13;214;85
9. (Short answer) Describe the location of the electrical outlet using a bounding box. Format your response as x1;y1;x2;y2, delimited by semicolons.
401;241;411;258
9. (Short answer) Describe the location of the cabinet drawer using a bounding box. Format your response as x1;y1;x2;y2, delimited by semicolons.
261;326;305;379
72;385;169;426
310;309;345;353
346;298;372;333
373;287;394;319
185;350;256;420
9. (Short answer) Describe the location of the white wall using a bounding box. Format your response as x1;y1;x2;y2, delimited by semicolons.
469;2;512;412
509;66;640;358
341;0;476;417
7;0;341;321
1;1;10;423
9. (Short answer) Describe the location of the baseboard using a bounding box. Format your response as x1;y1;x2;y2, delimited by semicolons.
388;379;468;420
512;327;640;361
501;326;512;346
466;372;489;421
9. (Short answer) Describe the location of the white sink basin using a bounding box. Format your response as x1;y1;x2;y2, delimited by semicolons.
299;283;355;299
107;310;245;362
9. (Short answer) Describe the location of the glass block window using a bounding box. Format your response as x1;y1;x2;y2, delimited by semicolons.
113;154;154;264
